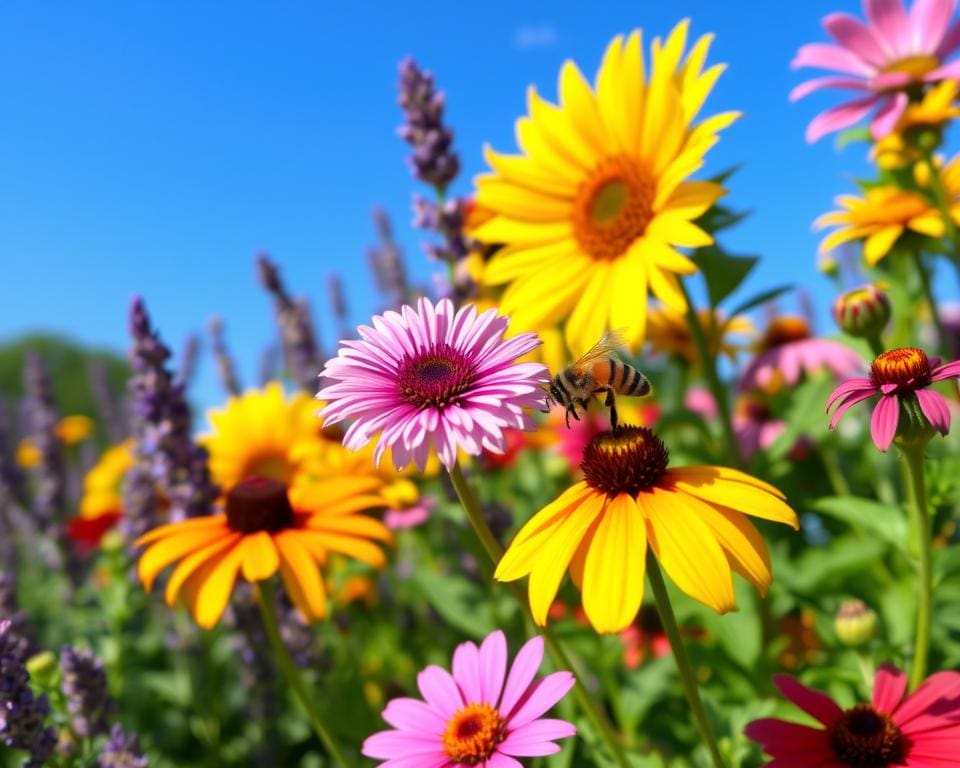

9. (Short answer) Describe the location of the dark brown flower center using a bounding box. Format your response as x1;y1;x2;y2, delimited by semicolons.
870;347;932;388
761;316;811;350
225;476;294;534
442;703;506;764
573;155;656;261
829;704;907;767
581;425;669;497
395;343;476;409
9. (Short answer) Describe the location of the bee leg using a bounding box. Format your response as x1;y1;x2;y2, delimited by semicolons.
603;389;619;430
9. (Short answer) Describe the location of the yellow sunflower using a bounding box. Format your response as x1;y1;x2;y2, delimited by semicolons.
495;425;797;634
815;186;946;267
872;80;960;170
646;306;753;364
136;475;391;628
471;21;739;355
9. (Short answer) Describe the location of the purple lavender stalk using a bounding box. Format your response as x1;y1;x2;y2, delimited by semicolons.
258;344;280;387
87;360;126;444
397;57;459;189
175;333;200;390
256;253;323;392
0;620;57;767
59;646;113;738
98;723;148;768
124;298;218;534
207;316;242;396
367;207;412;308
327;274;350;341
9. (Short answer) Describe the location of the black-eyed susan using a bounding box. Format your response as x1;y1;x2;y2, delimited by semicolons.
70;440;136;547
136;475;391;628
471;22;739;354
495;425;797;634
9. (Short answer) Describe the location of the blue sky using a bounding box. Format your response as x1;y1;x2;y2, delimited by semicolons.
2;1;957;411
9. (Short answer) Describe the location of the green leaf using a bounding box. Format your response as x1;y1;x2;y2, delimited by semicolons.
410;570;501;639
691;246;759;307
808;496;907;549
835;126;872;150
727;284;793;318
767;376;836;461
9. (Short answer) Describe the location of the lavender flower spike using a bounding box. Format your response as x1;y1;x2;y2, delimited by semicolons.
0;620;57;767
207;316;242;396
99;723;149;768
60;646;113;738
397;56;459;189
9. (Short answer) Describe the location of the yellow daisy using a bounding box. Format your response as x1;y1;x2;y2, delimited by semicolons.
495;425;797;634
471;21;739;355
78;440;135;521
872;80;960;170
815;186;945;266
647;306;753;364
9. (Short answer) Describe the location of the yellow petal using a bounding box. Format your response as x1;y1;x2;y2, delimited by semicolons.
661;181;726;220
275;530;327;622
306;514;393;542
135;515;229;548
500;256;594;331
298;530;386;569
483;241;579;286
667;470;798;528
564;262;614;359
596;35;625;151
640;488;735;613
666;466;786;499
239;532;280;582
646;214;714;248
471;214;572;246
582;494;646;633
482;147;579;198
863;225;904;266
559;60;607;155
475;177;573;221
647;264;687;313
184;542;245;629
138;522;230;592
164;534;240;607
610;248;649;348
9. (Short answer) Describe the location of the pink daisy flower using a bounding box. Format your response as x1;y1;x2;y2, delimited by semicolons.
792;0;960;142
827;346;960;451
739;316;863;392
733;396;787;461
746;663;960;766
317;298;548;471
362;630;576;768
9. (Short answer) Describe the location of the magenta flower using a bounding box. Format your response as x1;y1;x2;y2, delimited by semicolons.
792;0;960;141
827;346;960;451
739;316;863;392
362;631;576;767
733;396;787;461
746;664;960;766
317;298;548;471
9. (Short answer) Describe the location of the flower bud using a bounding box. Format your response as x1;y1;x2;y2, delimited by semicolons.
833;285;891;340
834;600;878;647
26;650;58;687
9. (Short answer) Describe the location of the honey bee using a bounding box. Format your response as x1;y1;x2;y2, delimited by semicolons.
545;331;652;429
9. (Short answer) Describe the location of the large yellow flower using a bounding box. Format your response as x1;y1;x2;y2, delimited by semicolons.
471;22;739;355
79;440;135;521
495;426;797;634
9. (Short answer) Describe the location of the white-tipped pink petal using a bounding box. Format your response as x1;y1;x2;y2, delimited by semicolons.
870;394;900;451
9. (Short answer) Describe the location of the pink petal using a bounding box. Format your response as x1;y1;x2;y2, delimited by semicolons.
361;729;445;759
866;0;913;56
417;665;465;719
936;18;960;55
872;663;909;713
870;395;900;451
871;92;909;138
499;718;576;757
506;672;575;729
744;718;832;757
485;754;523;768
790;76;871;101
452;640;483;704
805;95;880;142
829;389;877;429
772;675;844;726
792;42;876;75
378;754;451;768
910;0;957;51
906;727;960;758
499;636;545;719
381;697;448;735
825;12;889;65
764;757;845;768
893;670;960;732
932;359;960;379
915;388;951;434
827;377;875;409
479;630;508;707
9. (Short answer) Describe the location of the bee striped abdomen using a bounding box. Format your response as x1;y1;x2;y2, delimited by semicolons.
620;364;651;396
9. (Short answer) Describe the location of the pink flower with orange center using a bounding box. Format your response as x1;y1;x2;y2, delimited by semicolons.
827;346;960;451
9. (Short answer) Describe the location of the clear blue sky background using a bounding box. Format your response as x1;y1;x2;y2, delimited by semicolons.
2;1;957;412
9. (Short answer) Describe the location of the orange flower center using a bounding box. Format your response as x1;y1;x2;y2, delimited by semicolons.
581;425;669;497
880;54;939;81
442;703;506;764
225;476;294;534
761;316;811;350
869;347;931;387
396;343;476;410
573;155;655;261
828;704;906;767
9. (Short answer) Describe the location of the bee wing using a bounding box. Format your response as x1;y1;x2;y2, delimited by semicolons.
572;329;630;372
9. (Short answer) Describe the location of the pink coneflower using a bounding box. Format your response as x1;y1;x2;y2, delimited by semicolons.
362;630;576;767
317;298;548;471
733;396;787;461
827;346;960;451
746;663;960;766
739;316;863;392
792;0;960;142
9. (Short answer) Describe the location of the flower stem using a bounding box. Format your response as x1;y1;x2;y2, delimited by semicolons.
899;446;934;691
447;462;631;768
647;554;727;768
910;251;949;353
678;279;743;468
254;580;352;768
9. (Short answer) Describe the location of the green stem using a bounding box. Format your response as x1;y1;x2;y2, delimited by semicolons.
865;334;885;358
447;462;631;768
678;279;743;468
255;581;352;768
647;554;727;768
898;445;933;691
910;251;949;353
819;446;851;498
